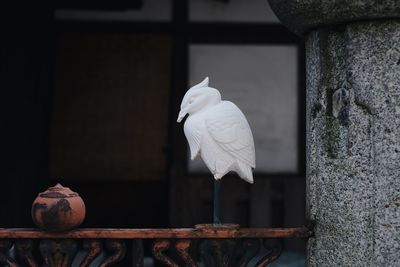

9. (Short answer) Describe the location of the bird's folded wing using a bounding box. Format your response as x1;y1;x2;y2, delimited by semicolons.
205;102;255;168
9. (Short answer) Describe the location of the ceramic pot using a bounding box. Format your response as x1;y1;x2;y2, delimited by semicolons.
32;183;86;231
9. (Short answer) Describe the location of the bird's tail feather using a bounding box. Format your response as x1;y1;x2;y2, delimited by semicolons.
237;161;253;184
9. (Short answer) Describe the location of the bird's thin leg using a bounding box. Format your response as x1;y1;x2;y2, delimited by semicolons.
213;179;221;225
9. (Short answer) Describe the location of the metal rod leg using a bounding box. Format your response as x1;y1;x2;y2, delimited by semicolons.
213;179;221;225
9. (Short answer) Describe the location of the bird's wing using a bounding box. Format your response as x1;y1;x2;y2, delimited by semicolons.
205;101;255;168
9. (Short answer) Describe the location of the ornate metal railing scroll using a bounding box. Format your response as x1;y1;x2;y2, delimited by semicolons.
0;227;312;266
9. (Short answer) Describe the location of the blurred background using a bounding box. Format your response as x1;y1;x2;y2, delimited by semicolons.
1;0;305;265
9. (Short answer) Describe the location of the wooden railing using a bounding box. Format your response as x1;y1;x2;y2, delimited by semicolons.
0;226;312;266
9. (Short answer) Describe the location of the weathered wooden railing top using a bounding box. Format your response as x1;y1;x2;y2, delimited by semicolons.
0;227;311;239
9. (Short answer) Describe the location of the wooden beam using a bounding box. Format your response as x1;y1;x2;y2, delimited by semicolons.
0;227;312;239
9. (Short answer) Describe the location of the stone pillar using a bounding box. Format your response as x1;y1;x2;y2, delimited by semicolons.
268;1;400;266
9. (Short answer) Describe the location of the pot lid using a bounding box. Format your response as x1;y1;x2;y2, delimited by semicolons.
38;183;79;198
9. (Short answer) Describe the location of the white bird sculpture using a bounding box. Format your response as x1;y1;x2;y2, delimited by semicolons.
177;77;256;183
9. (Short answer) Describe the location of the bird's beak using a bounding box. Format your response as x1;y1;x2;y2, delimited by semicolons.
177;109;187;123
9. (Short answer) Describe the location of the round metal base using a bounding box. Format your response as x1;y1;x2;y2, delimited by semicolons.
194;223;240;230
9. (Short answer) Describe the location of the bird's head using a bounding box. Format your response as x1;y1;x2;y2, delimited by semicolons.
177;77;222;123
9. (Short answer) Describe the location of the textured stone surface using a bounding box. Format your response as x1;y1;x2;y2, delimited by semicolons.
268;1;400;266
268;0;400;35
305;21;400;266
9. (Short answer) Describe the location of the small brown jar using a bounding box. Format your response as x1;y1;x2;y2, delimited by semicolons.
32;183;86;232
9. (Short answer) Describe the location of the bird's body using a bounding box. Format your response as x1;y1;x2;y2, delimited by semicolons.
177;77;255;183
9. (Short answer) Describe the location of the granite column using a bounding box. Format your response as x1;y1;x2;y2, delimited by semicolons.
268;1;400;266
